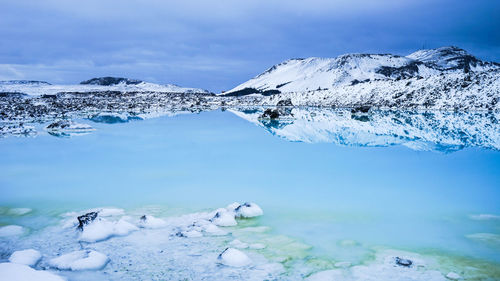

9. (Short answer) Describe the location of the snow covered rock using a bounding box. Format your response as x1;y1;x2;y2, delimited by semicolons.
79;217;138;242
0;225;25;237
0;263;65;281
138;215;168;229
49;250;109;271
77;212;99;230
217;248;251;267
210;210;237;226
235;203;264;218
9;249;42;267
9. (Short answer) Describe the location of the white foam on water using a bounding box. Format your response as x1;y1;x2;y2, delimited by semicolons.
8;208;32;216
470;214;500;220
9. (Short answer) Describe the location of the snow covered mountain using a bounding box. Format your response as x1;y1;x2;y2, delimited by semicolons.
223;46;499;110
0;77;210;96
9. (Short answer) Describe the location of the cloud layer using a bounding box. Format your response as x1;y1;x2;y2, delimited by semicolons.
0;0;498;92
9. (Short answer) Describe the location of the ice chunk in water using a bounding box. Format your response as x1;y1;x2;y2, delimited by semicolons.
0;263;65;281
9;249;42;267
49;250;109;271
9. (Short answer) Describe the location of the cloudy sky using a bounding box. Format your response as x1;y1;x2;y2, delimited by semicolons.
0;0;498;92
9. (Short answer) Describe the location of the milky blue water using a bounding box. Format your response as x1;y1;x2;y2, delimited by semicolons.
0;109;499;278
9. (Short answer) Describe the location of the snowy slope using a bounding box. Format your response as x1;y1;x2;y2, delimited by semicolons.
223;47;499;110
0;78;209;96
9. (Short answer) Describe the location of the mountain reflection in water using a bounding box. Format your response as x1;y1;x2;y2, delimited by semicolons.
230;108;500;152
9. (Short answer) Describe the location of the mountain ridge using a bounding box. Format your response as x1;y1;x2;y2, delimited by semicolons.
224;46;499;95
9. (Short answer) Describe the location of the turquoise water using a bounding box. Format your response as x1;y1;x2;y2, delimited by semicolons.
0;109;499;279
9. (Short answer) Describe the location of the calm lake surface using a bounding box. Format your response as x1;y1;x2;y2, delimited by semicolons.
0;108;499;280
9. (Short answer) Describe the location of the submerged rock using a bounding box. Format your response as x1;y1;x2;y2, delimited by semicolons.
395;257;413;267
446;272;462;280
0;225;25;237
217;248;251;267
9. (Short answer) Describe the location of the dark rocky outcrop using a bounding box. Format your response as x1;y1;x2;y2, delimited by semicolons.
351;105;371;113
276;99;293;106
46;120;71;130
0;92;27;98
80;77;142;86
260;109;280;119
77;212;98;230
395;257;413;267
223;87;281;97
376;61;421;79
